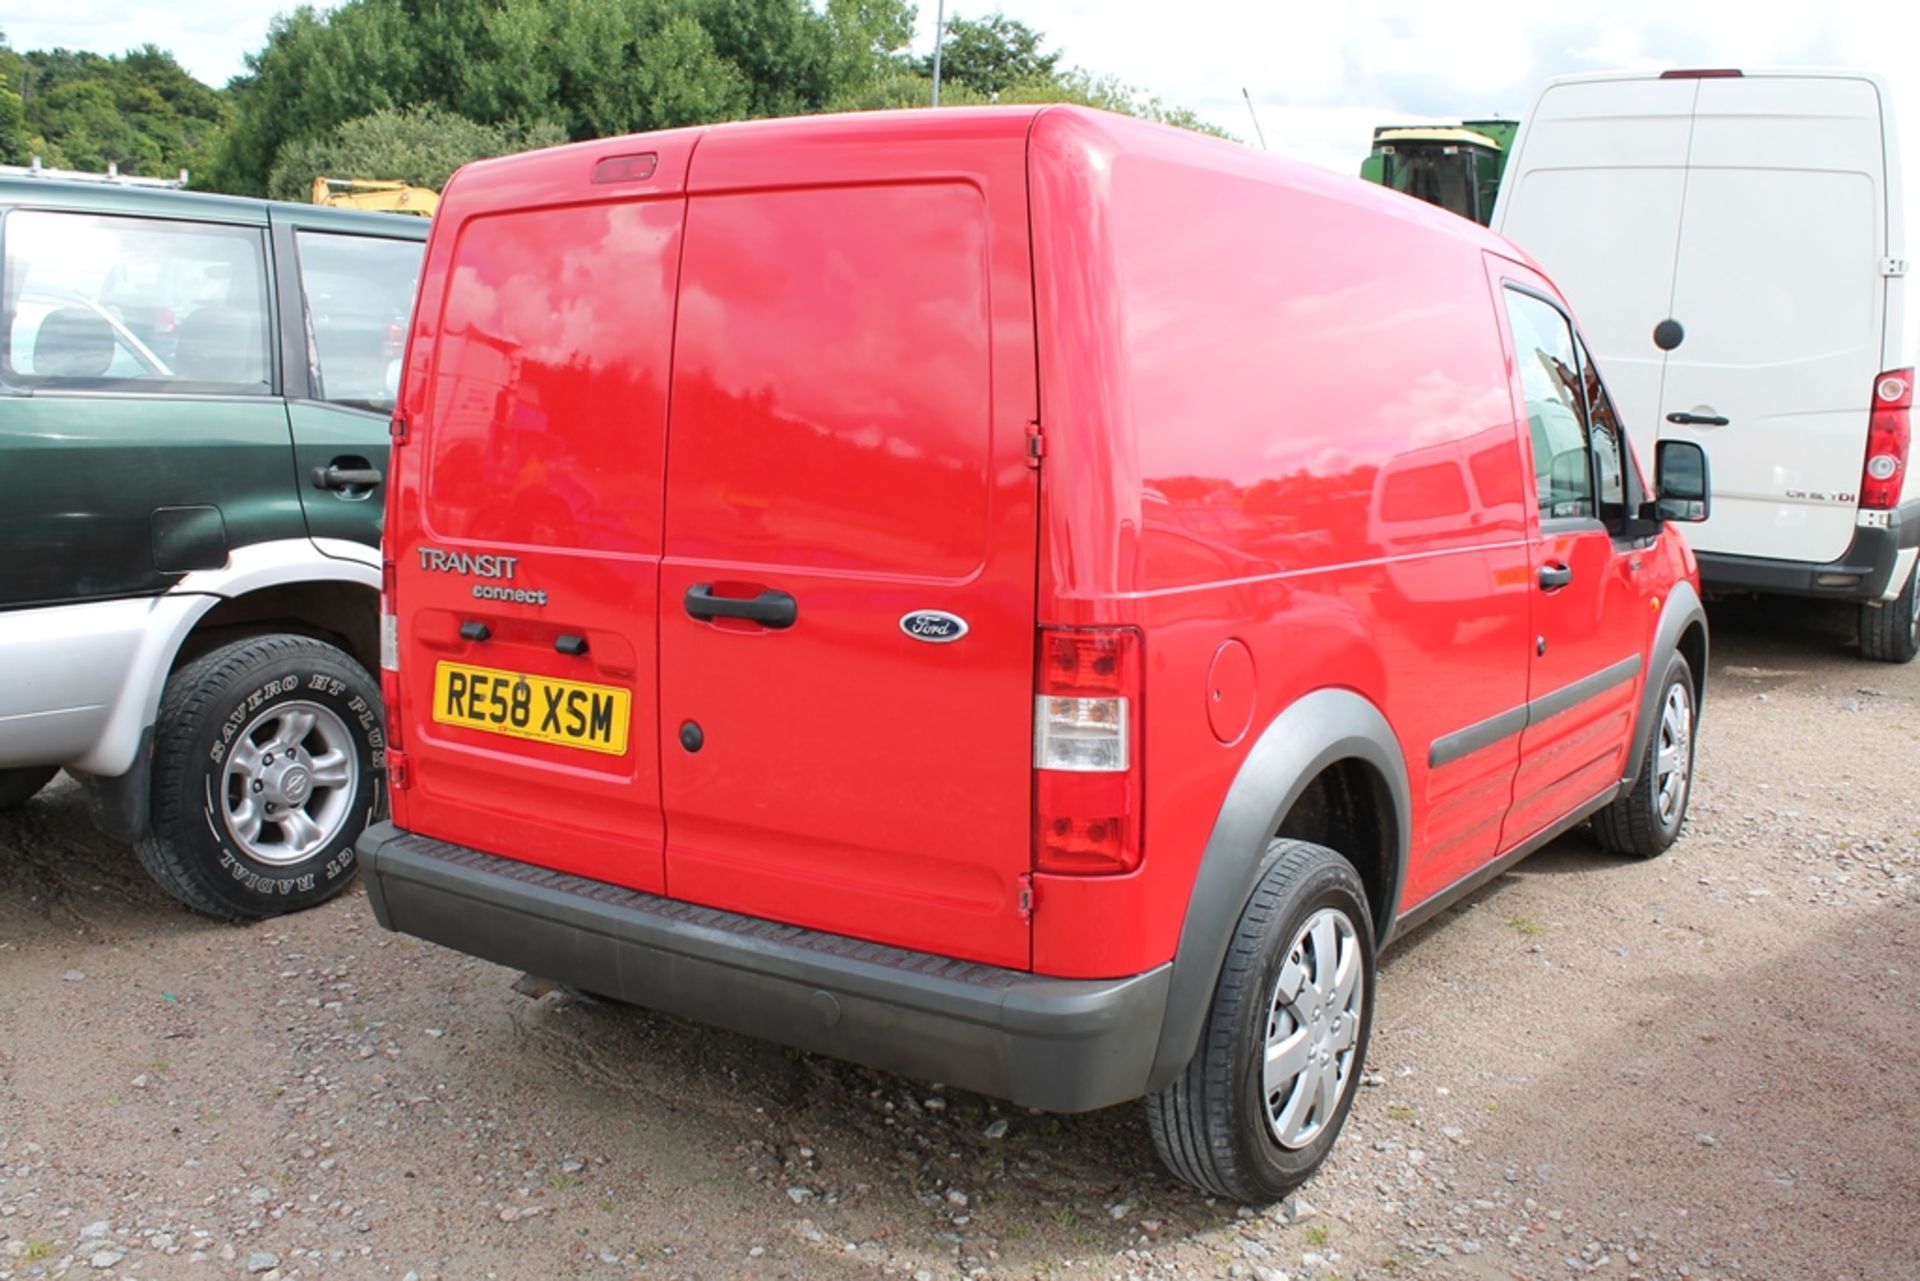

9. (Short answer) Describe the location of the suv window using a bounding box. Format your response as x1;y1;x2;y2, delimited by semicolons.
1503;288;1594;521
294;230;424;413
2;211;271;393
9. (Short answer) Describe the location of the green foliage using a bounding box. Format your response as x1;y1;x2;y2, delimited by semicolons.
999;68;1233;138
916;12;1058;97
266;105;564;199
9;3;1227;198
0;38;228;177
211;0;922;195
882;11;1232;139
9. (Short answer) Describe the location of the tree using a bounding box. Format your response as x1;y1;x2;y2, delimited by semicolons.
266;104;564;199
0;41;228;176
997;69;1232;138
210;0;921;196
917;12;1057;98
0;35;28;162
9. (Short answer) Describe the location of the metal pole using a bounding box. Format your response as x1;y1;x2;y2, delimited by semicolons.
931;0;947;107
1242;88;1269;150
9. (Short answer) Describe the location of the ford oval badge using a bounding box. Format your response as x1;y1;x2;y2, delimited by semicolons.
900;610;969;644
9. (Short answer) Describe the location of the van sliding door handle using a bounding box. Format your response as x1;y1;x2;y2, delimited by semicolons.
1665;412;1729;427
684;583;797;629
1538;563;1573;590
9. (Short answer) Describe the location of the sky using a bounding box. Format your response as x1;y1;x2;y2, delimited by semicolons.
5;0;1918;180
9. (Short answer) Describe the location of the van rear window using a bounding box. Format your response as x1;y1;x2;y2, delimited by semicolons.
665;184;992;578
422;200;682;553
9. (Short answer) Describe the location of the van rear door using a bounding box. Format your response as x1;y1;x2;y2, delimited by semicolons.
389;139;695;894
657;122;1039;969
1658;74;1890;562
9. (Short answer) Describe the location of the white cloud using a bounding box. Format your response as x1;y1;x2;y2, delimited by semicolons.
4;2;344;88
917;0;1919;184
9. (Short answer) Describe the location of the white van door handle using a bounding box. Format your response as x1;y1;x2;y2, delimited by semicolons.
1666;411;1729;427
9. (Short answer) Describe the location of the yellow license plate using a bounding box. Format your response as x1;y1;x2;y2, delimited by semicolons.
432;662;630;756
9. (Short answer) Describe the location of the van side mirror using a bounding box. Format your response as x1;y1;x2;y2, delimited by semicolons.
1650;439;1709;523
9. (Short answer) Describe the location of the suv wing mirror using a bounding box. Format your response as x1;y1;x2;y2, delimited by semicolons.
1649;439;1710;523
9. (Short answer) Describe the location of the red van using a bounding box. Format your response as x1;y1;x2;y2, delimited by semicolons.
359;106;1711;1202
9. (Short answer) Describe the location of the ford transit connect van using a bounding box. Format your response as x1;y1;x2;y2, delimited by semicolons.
358;107;1710;1201
1493;69;1917;661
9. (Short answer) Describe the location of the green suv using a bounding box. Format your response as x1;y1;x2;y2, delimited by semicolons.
0;174;427;919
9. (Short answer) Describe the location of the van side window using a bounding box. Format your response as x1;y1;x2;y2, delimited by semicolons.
1;210;271;393
293;231;424;413
1574;336;1627;515
1502;290;1593;521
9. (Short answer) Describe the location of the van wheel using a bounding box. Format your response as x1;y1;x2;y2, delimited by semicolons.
1859;560;1920;664
0;766;58;811
135;635;385;921
1145;840;1375;1204
1591;652;1696;858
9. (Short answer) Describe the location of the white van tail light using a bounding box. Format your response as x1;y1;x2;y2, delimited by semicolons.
1861;368;1913;510
1034;628;1143;875
379;559;400;672
379;558;406;784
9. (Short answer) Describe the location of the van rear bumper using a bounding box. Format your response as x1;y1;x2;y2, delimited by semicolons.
1696;502;1918;600
357;823;1170;1113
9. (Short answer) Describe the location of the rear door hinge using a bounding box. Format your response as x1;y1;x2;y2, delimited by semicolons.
1016;873;1034;920
390;409;410;444
1881;257;1910;277
1025;422;1045;468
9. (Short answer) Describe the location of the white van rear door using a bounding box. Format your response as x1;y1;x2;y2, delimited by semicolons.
1661;75;1888;563
1493;77;1697;453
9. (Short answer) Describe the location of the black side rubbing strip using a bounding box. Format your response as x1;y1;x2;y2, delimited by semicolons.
1427;654;1644;768
1429;705;1529;769
1528;655;1642;724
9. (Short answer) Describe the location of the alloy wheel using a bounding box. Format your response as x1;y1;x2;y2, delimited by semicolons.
219;700;359;865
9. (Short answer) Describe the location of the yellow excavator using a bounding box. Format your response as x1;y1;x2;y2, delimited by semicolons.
309;176;439;217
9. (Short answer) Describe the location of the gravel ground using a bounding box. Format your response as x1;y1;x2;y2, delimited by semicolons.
2;597;1915;1281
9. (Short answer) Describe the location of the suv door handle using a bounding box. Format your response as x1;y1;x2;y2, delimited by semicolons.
311;463;384;490
1538;563;1573;591
1665;412;1730;427
684;583;797;630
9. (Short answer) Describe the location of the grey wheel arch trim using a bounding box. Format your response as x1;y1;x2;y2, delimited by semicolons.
1620;578;1708;794
1144;688;1410;1093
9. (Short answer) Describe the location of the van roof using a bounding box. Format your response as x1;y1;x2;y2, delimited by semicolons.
445;104;1519;261
1528;66;1893;94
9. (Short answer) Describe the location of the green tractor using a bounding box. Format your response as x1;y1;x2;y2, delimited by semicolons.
1359;118;1517;225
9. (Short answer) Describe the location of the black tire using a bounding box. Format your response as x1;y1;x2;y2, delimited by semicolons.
1860;559;1920;664
1591;652;1697;858
135;635;385;921
1145;840;1375;1204
0;765;58;811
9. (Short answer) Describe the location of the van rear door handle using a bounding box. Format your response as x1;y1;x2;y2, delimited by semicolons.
684;583;797;629
1538;563;1573;590
1665;412;1729;426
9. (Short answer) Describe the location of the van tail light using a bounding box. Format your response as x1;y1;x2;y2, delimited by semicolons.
1861;368;1912;511
379;558;406;780
1033;627;1142;875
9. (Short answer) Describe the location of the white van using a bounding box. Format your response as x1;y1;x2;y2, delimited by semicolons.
1493;69;1917;661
